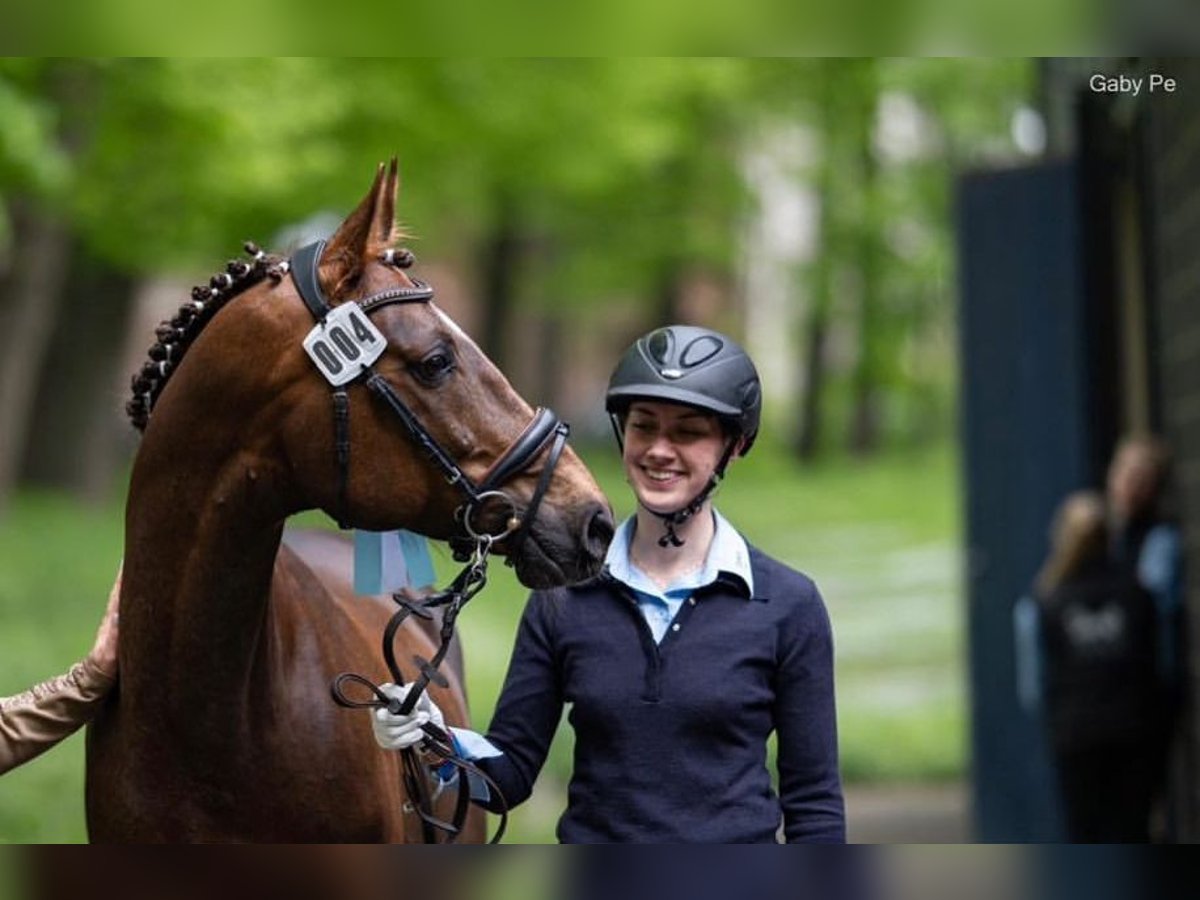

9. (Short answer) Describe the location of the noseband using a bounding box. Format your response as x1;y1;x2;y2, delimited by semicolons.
290;240;569;557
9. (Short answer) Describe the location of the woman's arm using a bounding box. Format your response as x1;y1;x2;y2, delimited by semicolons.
775;581;846;843
473;589;566;813
0;565;121;775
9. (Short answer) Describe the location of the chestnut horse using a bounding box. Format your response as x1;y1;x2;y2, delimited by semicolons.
85;162;613;842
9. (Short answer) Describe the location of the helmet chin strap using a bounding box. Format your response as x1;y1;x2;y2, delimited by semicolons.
644;439;738;548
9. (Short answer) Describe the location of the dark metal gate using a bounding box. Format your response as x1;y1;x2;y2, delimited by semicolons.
957;158;1105;841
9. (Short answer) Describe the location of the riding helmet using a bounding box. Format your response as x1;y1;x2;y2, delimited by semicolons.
605;325;762;455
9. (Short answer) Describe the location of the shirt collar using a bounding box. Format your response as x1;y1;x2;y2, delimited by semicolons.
604;509;754;597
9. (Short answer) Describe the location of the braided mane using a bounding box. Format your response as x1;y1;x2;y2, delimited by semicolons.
126;242;290;431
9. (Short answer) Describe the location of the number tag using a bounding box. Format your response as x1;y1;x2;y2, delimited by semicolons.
302;304;387;386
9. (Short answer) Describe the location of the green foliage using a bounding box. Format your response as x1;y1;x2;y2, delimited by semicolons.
0;59;1035;460
781;58;1034;454
0;490;125;845
0;60;72;252
0;60;767;275
0;65;70;197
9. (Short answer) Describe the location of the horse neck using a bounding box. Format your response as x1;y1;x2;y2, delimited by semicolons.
121;424;295;721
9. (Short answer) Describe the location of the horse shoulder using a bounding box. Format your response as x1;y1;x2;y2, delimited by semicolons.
275;529;472;727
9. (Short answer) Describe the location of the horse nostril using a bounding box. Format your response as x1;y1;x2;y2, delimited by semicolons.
584;504;615;559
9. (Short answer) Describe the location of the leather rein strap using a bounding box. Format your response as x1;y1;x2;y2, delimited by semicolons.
330;551;509;844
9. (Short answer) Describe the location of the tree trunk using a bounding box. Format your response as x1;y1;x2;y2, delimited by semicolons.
794;63;838;462
19;247;138;501
0;199;72;516
535;313;564;413
848;217;883;456
795;185;832;460
655;259;685;326
477;188;521;374
795;299;829;460
847;63;883;457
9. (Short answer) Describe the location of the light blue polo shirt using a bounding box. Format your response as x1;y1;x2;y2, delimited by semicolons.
605;508;755;643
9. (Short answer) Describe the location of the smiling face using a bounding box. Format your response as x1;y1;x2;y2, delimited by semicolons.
621;400;732;514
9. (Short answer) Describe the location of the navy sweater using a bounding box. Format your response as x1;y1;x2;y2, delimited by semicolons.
476;544;845;843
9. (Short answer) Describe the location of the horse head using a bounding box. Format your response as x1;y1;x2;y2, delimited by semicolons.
129;160;612;588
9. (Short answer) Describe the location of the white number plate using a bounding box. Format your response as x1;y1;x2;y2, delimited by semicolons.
302;303;387;386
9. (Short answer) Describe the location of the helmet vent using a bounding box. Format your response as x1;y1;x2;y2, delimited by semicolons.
742;380;762;411
681;335;722;368
646;329;672;364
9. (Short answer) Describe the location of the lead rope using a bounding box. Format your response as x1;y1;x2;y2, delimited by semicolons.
331;537;510;844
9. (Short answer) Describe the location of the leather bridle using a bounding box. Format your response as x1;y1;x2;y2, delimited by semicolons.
289;240;570;556
290;240;569;842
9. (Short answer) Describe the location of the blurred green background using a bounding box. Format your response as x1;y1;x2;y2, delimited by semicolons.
0;58;1038;842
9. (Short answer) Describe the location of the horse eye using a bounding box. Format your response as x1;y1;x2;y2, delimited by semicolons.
414;351;454;383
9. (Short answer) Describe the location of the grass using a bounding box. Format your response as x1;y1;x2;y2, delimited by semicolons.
0;436;964;843
0;491;126;845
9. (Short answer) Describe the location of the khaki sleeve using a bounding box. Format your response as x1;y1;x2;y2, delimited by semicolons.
0;657;116;776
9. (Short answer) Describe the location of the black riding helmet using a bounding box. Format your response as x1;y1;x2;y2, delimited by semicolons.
605;325;762;547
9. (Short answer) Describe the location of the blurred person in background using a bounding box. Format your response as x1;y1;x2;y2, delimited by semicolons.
1022;492;1163;841
1106;435;1184;700
1106;433;1185;837
1;566;121;775
370;325;845;843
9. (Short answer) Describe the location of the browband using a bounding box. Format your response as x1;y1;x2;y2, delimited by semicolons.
291;240;434;322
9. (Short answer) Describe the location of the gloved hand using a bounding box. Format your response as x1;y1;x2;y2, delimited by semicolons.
371;682;446;751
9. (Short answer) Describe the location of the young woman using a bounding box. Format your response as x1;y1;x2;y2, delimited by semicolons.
371;326;844;843
1034;491;1162;842
1;566;121;775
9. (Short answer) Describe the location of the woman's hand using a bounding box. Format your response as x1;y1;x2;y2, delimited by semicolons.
371;682;446;750
89;562;122;677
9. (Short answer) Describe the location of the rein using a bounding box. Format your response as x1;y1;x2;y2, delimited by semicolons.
289;240;564;843
330;538;508;844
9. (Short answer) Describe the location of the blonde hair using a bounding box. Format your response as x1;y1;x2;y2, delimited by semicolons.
1035;490;1109;597
1114;433;1172;484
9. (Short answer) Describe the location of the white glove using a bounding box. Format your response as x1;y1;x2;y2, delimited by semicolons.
371;682;446;751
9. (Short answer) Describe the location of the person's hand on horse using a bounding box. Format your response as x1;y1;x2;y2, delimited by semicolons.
88;561;123;677
371;682;446;751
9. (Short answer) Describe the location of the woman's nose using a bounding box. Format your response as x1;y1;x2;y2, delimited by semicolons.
643;435;677;458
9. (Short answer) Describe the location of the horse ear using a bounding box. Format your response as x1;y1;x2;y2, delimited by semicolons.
320;161;395;296
372;157;399;244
